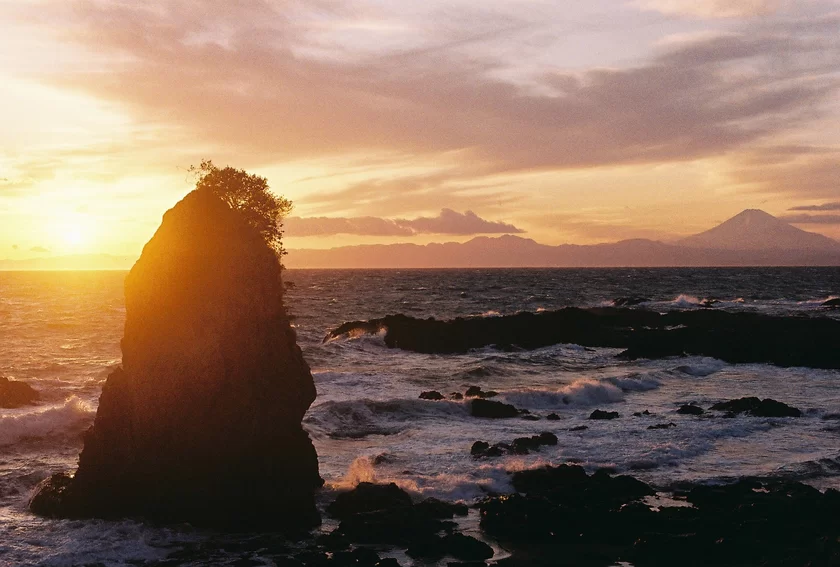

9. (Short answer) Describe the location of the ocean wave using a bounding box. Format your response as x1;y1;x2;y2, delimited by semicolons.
305;397;469;439
673;359;727;377
501;375;660;410
0;397;94;447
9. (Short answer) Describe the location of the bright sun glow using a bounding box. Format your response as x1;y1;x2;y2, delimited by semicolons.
50;213;95;252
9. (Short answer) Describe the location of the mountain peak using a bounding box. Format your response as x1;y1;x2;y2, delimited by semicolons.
680;209;840;251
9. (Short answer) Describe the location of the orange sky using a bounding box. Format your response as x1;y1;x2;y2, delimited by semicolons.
1;0;839;264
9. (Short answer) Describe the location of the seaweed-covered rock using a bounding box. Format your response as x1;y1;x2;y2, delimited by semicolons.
0;377;39;408
30;190;321;529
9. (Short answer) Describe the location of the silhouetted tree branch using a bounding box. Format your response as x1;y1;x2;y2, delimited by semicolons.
190;160;292;263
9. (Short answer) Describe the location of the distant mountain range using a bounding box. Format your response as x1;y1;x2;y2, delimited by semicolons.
286;210;840;268
2;210;839;270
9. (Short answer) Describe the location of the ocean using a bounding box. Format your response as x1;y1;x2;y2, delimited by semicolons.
2;267;840;566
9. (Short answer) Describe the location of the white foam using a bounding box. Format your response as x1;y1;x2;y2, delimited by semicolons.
502;375;661;410
0;397;94;447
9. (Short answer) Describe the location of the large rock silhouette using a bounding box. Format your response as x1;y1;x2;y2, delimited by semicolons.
30;190;321;529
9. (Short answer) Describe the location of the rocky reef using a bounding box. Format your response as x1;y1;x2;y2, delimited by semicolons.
326;308;840;368
30;190;321;529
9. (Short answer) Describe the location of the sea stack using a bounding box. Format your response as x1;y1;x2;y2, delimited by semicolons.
30;190;321;529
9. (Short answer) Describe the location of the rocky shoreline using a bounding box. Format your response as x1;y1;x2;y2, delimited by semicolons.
326;308;840;368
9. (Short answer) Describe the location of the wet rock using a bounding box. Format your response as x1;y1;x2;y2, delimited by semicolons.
0;376;39;408
419;390;445;401
521;415;541;421
473;433;557;458
471;399;519;418
633;410;652;417
569;425;588;431
677;404;705;415
328;482;412;520
449;392;464;400
709;397;802;417
647;422;677;430
589;409;619;420
822;298;840;308
546;413;560;420
30;190;321;529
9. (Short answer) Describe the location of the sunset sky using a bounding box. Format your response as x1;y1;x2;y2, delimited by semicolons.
1;0;839;262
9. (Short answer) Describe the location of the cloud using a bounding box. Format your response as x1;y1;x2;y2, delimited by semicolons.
285;216;414;237
285;209;523;237
30;246;50;253
636;0;782;19
730;146;840;199
780;214;840;224
25;1;840;178
789;202;840;211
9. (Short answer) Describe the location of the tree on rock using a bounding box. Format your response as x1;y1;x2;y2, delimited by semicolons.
191;160;292;258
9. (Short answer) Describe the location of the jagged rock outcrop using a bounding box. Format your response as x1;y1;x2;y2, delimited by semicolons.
30;190;321;529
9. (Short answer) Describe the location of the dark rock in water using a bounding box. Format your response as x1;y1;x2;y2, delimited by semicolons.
677;404;705;415
473;433;557;458
465;386;483;397
470;399;519;418
28;473;73;517
449;392;464;400
710;397;802;417
569;425;588;431
521;414;541;421
29;190;321;529
336;307;840;369
589;409;619;420
546;413;560;420
0;376;39;408
465;386;498;398
613;296;649;307
823;413;840;420
328;482;412;520
822;298;840;308
647;422;677;430
419;390;445;401
633;410;652;417
471;441;490;456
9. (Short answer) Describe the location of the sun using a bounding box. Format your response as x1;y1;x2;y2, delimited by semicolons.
50;213;95;252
